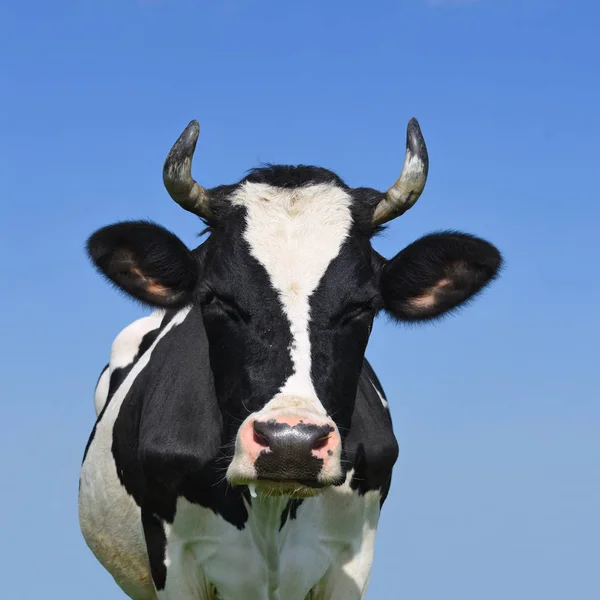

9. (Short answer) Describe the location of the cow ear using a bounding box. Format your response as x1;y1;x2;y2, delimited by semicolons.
380;231;502;322
87;220;198;308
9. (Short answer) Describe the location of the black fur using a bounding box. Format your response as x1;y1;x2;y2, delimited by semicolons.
308;232;381;452
348;360;398;506
87;221;198;308
141;509;168;590
380;231;503;322
242;164;349;190
279;499;303;531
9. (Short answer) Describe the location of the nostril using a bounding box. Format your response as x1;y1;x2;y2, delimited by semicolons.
312;436;329;450
253;430;270;448
252;419;336;456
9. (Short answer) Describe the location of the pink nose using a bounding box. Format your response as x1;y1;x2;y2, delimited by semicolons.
238;414;341;484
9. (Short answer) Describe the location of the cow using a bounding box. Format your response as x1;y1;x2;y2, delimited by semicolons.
79;118;502;600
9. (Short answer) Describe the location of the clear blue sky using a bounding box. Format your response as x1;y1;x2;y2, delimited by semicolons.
1;1;598;598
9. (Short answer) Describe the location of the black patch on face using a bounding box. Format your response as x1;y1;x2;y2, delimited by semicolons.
279;499;304;531
195;211;295;450
308;231;381;448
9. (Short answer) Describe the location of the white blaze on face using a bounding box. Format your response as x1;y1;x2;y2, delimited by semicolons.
232;182;353;413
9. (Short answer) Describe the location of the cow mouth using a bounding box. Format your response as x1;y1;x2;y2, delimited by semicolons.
232;478;333;499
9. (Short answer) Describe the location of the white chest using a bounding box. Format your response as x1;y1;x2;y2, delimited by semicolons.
165;484;381;600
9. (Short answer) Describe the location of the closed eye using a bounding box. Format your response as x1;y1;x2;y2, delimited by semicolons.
333;302;376;326
203;292;250;322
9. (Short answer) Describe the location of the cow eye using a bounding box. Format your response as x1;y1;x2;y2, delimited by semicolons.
203;292;248;322
336;303;374;325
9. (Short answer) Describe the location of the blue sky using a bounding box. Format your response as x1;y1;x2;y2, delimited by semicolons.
1;0;598;598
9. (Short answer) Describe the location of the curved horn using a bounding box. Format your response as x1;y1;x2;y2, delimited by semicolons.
163;120;212;219
372;118;429;225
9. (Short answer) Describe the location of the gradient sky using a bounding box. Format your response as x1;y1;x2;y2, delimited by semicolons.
1;1;599;598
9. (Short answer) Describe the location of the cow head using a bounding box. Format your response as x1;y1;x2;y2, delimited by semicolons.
87;119;502;498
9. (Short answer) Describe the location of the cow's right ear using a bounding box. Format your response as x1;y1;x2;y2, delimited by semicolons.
87;220;198;308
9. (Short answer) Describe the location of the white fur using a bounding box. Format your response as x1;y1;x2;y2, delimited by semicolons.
93;312;164;415
109;311;165;369
94;366;110;416
231;182;353;414
156;470;381;600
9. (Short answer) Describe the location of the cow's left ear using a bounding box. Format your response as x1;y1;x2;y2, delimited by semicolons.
379;231;503;322
87;220;198;308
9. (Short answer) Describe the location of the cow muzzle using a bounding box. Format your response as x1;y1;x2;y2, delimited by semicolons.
226;406;343;498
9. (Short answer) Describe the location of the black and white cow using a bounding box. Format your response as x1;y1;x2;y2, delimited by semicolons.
79;118;502;600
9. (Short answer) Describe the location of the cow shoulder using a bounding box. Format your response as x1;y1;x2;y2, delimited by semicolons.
112;306;247;525
93;364;110;417
344;359;399;505
83;310;167;465
93;311;165;416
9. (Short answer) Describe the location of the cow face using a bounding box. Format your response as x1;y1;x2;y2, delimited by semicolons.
87;120;502;497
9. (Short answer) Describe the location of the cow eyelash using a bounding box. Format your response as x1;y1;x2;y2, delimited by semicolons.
203;292;250;322
335;302;375;325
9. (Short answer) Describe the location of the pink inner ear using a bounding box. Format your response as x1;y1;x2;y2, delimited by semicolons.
408;277;452;311
146;281;171;297
131;267;171;298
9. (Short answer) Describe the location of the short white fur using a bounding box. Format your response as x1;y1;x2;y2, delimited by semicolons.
93;312;164;415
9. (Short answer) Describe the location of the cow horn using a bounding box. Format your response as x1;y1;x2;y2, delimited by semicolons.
372;118;429;225
163;120;212;219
